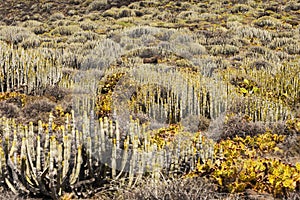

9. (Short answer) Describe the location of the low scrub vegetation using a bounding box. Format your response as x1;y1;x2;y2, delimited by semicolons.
0;0;299;199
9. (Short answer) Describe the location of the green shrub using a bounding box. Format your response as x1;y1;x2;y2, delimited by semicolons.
80;19;98;31
49;12;65;22
51;25;80;36
87;0;108;11
82;39;123;70
0;26;34;45
231;4;251;13
209;44;239;56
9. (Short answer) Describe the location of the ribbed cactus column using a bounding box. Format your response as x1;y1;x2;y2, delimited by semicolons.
151;144;161;183
36;121;43;172
27;122;36;176
49;135;58;198
135;147;144;186
0;143;5;183
9;130;17;165
99;118;106;160
111;138;117;178
82;111;94;177
0;102;221;198
115;121;120;148
128;135;138;187
116;135;129;181
103;117;109;135
56;142;63;196
62;128;71;179
70;139;82;185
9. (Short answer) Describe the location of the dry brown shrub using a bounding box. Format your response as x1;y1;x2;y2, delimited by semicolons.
0;102;20;118
22;98;55;120
103;177;241;200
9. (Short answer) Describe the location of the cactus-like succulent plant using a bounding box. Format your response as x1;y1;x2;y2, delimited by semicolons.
0;108;215;199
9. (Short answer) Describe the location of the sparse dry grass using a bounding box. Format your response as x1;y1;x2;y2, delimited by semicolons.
0;0;300;199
